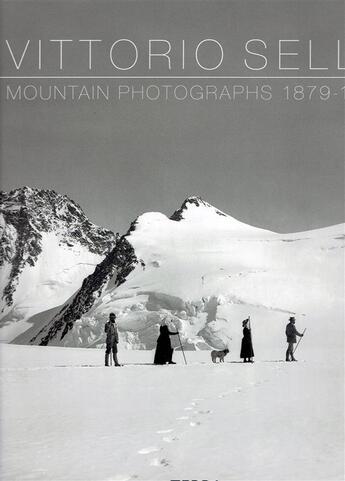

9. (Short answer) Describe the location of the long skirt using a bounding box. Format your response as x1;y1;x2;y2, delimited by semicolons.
154;339;173;364
240;338;254;358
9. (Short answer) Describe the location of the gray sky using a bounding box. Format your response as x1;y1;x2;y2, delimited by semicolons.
0;0;344;234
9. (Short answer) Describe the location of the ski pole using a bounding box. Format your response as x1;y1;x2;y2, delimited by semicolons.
293;328;306;354
177;332;187;365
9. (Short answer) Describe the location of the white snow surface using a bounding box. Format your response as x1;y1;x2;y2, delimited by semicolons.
43;199;344;351
0;232;104;342
0;341;343;481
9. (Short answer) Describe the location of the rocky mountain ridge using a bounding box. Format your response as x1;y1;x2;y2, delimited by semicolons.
0;186;116;340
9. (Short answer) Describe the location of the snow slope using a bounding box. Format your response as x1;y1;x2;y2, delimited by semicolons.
0;343;343;481
0;187;116;341
30;196;344;352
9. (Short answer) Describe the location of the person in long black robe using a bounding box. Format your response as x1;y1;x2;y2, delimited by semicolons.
154;325;179;364
240;319;254;362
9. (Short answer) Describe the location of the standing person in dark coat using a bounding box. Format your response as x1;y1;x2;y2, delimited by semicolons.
240;318;254;363
154;324;179;365
104;312;121;367
285;316;304;362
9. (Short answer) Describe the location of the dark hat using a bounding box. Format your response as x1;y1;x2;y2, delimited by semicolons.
289;316;295;322
242;319;249;326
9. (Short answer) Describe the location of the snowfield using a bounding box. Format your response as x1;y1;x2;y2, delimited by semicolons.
0;341;343;481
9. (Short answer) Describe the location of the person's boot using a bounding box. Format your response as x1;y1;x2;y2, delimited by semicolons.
168;348;175;364
291;357;297;361
113;354;121;367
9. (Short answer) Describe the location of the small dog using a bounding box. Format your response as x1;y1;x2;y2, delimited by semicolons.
211;348;229;363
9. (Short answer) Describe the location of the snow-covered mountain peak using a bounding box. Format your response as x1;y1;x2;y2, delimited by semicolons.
4;186;80;216
168;195;275;238
0;186;115;255
0;187;117;339
170;195;228;222
126;196;273;242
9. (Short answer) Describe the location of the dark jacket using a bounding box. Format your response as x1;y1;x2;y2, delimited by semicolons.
240;327;254;358
154;325;178;364
105;321;119;345
285;322;302;343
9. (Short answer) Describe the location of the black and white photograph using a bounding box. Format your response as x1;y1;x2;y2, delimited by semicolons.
0;1;344;480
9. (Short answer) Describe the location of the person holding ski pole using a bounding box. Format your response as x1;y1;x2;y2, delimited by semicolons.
154;324;179;365
285;316;304;362
104;312;121;367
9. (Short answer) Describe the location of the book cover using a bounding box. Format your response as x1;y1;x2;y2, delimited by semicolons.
0;1;344;480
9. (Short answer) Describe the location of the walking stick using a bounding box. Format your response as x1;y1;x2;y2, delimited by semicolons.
177;332;187;365
293;328;306;354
